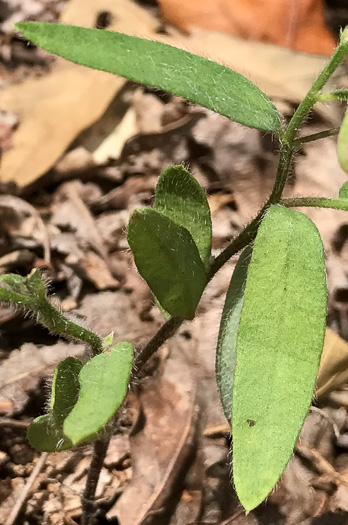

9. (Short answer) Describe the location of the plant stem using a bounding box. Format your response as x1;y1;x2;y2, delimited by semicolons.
294;128;340;146
0;286;103;355
207;142;294;280
133;315;183;372
40;301;103;355
282;33;348;146
81;31;348;524
81;437;110;525
281;197;348;212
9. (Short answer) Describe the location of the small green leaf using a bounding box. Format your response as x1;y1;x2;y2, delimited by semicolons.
339;181;348;199
325;89;348;101
15;22;282;132
102;332;114;349
338;108;348;174
216;246;252;422
0;269;46;299
28;357;83;452
128;208;206;319
63;342;133;445
232;205;326;511
27;415;72;452
0;273;28;295
25;269;47;299
154;165;212;268
50;357;83;424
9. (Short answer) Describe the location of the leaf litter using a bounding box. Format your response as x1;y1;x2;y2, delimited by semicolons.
1;0;348;524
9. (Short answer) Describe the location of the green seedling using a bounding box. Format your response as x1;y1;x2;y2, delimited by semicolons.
2;20;348;524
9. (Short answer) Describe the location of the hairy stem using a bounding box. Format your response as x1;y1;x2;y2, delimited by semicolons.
0;287;103;355
294;128;340;146
81;437;111;525
133;315;183;372
283;30;348;145
39;301;103;355
281;197;348;212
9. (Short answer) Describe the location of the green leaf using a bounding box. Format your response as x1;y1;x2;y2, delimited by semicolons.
50;357;83;423
128;208;206;319
216;246;252;423
154;165;212;268
63;342;133;445
232;205;326;511
27;414;72;452
326;89;348;101
338;108;348;175
15;22;282;132
339;181;348;199
102;332;114;349
0;269;46;298
27;357;83;452
25;269;47;299
0;273;28;295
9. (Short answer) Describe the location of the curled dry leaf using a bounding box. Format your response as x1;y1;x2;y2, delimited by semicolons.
158;0;336;55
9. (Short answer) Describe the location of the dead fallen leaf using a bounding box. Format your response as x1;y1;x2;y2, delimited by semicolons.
316;328;348;399
158;0;336;55
0;0;159;186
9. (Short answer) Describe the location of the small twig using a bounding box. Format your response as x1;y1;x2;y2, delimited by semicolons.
5;452;48;525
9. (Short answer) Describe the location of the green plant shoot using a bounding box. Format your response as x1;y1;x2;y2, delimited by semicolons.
6;19;348;522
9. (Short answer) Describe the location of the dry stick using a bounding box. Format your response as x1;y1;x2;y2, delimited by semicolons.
5;452;48;525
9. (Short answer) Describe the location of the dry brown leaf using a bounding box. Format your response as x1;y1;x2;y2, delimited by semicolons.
0;0;159;187
316;327;348;399
1;0;343;188
158;0;336;55
0;61;124;187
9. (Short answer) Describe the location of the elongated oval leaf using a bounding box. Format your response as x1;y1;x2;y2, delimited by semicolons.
216;246;252;422
15;22;282;132
155;165;212;267
28;357;83;452
232;205;326;511
64;342;133;445
338;108;348;174
128;208;206;320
